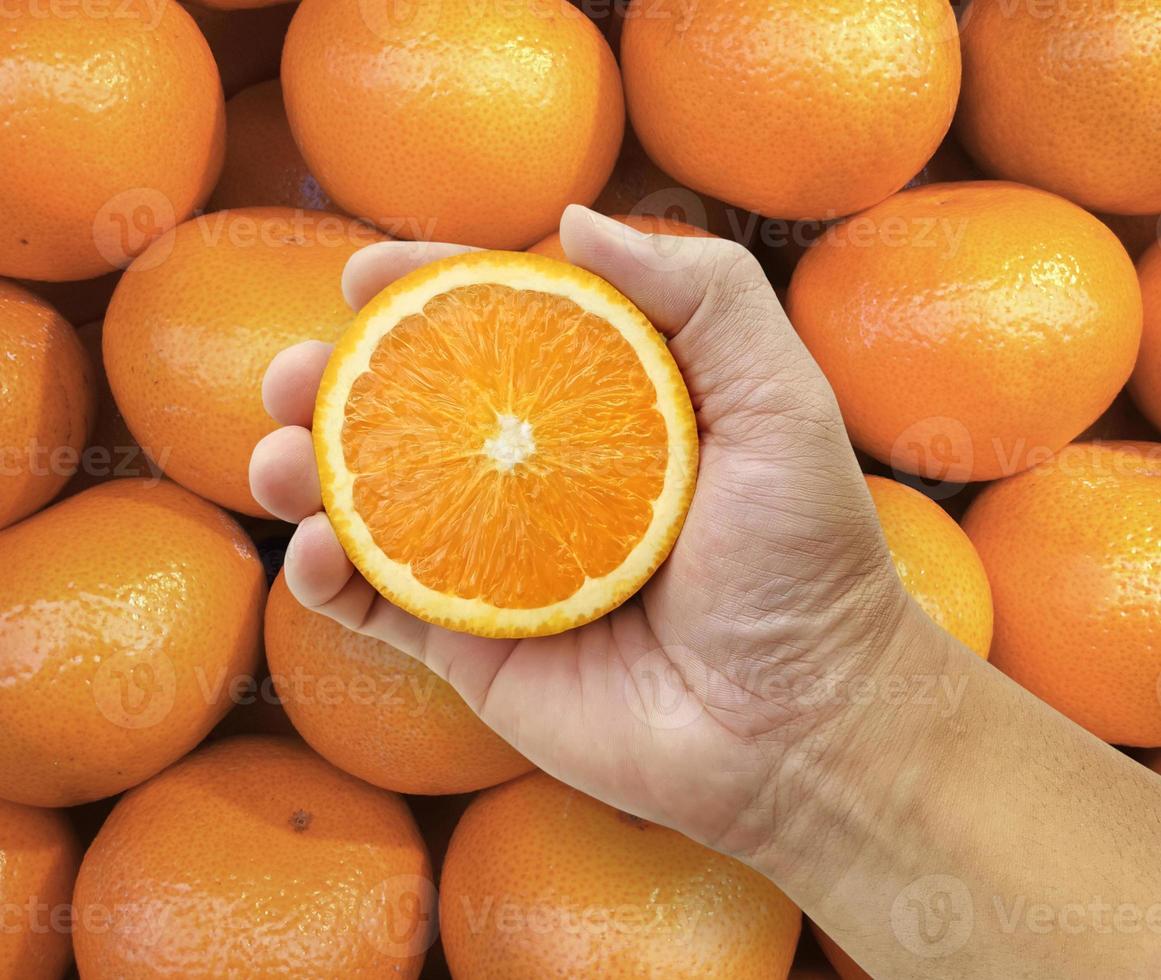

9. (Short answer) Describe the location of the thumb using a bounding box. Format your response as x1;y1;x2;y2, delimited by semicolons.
557;206;838;434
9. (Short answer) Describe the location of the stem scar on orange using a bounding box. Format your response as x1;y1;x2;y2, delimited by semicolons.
313;251;698;638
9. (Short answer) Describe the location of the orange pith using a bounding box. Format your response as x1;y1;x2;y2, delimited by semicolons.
345;284;666;608
316;250;697;637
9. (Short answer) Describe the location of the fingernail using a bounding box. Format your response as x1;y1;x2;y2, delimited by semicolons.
578;206;652;241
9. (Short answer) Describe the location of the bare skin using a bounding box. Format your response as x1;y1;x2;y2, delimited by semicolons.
251;206;1161;979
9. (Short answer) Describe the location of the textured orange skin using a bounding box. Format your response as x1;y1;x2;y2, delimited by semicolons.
811;923;871;980
963;442;1161;746
592;128;744;242
958;0;1161;215
866;476;993;658
0;480;265;806
440;773;801;979
282;0;624;248
184;2;295;97
789;182;1143;483
0;281;95;529
210;81;334;213
103;207;382;515
0;800;81;980
1131;244;1161;431
621;0;961;221
265;571;533;794
528;213;713;262
73;736;432;979
0;0;225;281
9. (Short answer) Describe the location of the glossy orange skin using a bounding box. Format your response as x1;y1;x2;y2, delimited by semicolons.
0;800;81;980
528;213;713;262
184;2;296;97
282;0;624;248
0;480;265;806
964;442;1161;746
592;129;745;243
73;736;432;979
789;182;1143;483
103;207;382;515
265;571;533;794
440;773;801;979
0;0;224;281
210;81;334;212
811;923;871;980
958;0;1161;215
0;281;95;529
1131;244;1161;431
621;0;961;221
866;476;992;658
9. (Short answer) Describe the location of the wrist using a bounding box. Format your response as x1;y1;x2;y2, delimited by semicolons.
743;597;964;899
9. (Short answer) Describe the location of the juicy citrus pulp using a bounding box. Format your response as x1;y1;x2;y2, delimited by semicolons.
314;250;698;637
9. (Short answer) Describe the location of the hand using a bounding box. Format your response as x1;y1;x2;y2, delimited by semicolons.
250;206;913;859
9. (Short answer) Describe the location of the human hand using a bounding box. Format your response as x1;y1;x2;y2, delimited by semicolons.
249;205;918;860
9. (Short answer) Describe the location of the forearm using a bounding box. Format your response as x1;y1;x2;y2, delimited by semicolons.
755;601;1161;979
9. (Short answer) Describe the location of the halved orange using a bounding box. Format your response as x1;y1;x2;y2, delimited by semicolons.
314;251;698;638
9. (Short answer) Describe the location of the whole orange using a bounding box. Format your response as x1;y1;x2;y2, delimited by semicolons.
103;207;381;515
184;2;296;97
265;570;533;794
0;800;80;980
72;736;433;979
281;0;623;248
0;282;96;528
789;182;1142;483
867;476;992;658
1131;243;1161;431
963;442;1161;746
0;0;224;281
440;772;801;978
621;0;961;221
0;479;265;806
210;81;333;213
528;213;714;263
958;0;1161;215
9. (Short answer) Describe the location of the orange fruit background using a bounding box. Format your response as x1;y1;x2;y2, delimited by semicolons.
265;570;533;794
958;0;1161;215
789;182;1143;482
281;0;623;247
73;735;433;979
183;2;295;97
621;0;961;220
440;772;802;979
866;476;993;658
1131;243;1161;431
0;0;225;281
0;281;95;529
964;442;1161;746
0;799;81;979
103;207;381;515
210;80;333;212
0;480;265;806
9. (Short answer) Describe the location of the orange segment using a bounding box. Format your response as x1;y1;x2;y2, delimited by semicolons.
315;251;697;637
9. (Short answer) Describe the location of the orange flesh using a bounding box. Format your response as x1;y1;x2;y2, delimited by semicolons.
341;283;668;608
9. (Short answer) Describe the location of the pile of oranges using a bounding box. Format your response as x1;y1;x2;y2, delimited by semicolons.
0;0;1159;977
